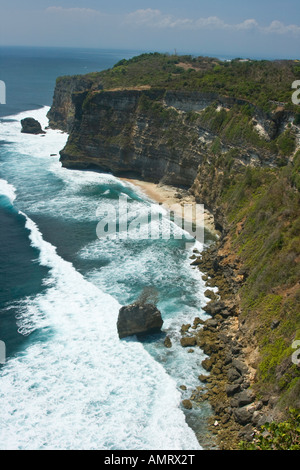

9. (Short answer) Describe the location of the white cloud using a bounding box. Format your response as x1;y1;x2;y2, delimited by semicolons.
235;19;259;31
46;7;300;36
195;16;226;29
126;9;191;28
125;9;300;36
46;6;103;16
262;20;300;35
126;8;161;24
125;9;180;28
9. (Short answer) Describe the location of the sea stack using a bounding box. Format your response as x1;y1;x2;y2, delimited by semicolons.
117;302;163;339
21;117;46;135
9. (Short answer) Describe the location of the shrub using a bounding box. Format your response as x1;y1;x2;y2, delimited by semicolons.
276;130;296;156
294;113;300;126
240;409;300;450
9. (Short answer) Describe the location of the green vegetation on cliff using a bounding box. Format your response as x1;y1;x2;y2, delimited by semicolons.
240;408;300;450
83;53;299;113
186;102;297;157
193;148;300;412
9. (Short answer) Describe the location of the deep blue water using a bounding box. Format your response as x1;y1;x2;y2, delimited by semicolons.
0;46;142;117
0;47;212;450
0;46;142;357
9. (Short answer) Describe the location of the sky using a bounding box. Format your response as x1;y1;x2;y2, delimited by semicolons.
1;0;300;59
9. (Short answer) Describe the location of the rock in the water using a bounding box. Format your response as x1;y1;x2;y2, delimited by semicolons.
117;302;163;339
180;336;197;348
21;117;46;135
198;374;210;383
180;323;191;334
164;335;172;348
182;399;193;410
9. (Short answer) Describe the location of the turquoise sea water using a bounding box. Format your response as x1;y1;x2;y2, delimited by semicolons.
0;47;213;450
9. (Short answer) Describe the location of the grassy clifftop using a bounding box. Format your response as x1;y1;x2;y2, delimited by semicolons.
82;52;300;113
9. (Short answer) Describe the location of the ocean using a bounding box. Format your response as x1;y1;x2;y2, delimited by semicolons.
0;47;213;450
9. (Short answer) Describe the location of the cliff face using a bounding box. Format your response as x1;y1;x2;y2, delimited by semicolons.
47;75;101;132
60;88;205;187
55;84;296;198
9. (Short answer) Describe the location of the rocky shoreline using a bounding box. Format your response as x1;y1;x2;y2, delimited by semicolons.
180;238;278;450
118;177;280;450
125;179;264;449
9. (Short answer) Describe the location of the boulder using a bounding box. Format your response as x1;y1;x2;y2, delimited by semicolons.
204;318;219;330
233;407;254;425
180;336;197;348
238;424;255;442
227;367;242;383
164;336;172;348
180;324;191;334
190;257;202;266
202;357;214;372
192;317;204;328
117;302;163;339
226;383;241;397
21;117;46;135
232;358;248;375
236;390;256;407
198;374;210;383
203;301;225;317
182;399;193;410
271;319;280;330
204;289;217;300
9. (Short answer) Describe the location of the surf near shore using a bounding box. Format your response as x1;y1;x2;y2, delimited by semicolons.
120;178;220;240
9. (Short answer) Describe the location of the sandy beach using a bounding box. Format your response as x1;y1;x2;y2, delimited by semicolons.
121;178;220;238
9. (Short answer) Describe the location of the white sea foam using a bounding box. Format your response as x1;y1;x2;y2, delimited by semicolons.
0;107;202;450
0;210;202;450
0;178;17;204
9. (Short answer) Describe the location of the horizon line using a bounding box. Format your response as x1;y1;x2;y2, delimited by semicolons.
0;44;299;62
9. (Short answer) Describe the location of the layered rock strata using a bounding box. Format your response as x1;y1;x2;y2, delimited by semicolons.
48;79;295;193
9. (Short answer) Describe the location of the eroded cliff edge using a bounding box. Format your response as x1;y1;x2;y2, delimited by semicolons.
48;54;300;449
49;85;295;200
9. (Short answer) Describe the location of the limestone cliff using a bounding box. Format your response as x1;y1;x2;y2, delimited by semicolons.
47;75;102;132
53;82;298;234
60;88;205;187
